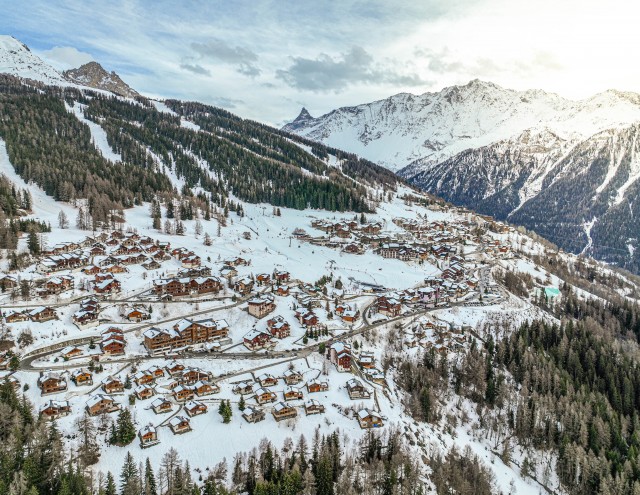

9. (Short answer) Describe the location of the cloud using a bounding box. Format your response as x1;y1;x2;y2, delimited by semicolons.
276;46;427;92
180;62;211;76
190;39;261;77
38;46;93;70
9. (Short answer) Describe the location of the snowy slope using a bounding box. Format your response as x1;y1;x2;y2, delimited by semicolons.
0;35;71;87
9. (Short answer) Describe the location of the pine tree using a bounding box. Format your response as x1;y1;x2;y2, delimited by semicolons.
120;452;141;495
104;472;117;495
238;395;246;411
58;210;69;229
115;408;136;446
27;229;40;255
144;457;158;495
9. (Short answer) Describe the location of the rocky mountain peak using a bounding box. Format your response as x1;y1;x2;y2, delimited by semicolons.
63;61;139;98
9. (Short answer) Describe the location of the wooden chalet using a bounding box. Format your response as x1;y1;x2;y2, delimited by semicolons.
232;380;254;395
102;376;124;394
71;369;93;386
165;361;185;376
4;310;29;323
101;337;126;356
135;384;155;400
38;372;67;395
256;273;271;286
139;426;159;448
347;378;371;399
60;346;84;360
357;409;384;429
254;387;277;404
151;397;173;414
306;379;329;394
94;278;121;295
169;416;191;435
304;399;325;415
242;406;265;423
184;400;208;417
267;316;290;339
181;368;210;385
126;307;150;322
40;400;71;420
29;306;57;322
243;328;272;350
173;385;195;402
86;394;119;416
329;342;352;372
272;402;297;422
194;380;219;396
234;277;254;295
283;369;303;385
376;295;402;317
283;386;303;401
247;295;276;318
257;373;278;387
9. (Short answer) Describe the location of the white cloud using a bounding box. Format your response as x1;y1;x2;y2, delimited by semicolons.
38;46;93;70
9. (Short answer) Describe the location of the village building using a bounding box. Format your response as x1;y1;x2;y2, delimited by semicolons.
242;406;266;423
272;402;297;422
102;376;124;394
40;400;71;420
38;372;67;395
254;387;277;404
135;384;155;400
86;394;119;416
169;416;191;435
184;400;208;417
173;385;195;402
357;409;384;429
307;379;329;394
243;328;273;350
256;273;271;286
304;399;325;415
283;369;303;385
347;378;371;399
165;361;185;376
376;295;402;317
29;306;57;322
267;316;291;339
194;380;219;396
283;386;303;401
232;380;254;395
60;346;84;360
181;368;210;385
247;295;276;318
4;310;29;323
139;426;159;448
257;373;278;387
329;342;352;372
71;369;93;386
234;276;254;295
151;397;173;414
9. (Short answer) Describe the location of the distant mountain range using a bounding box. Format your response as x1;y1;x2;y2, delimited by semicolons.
0;35;137;96
284;80;640;272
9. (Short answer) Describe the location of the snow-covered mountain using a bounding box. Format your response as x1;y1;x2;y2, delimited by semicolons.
284;81;640;271
283;80;640;172
63;61;139;98
0;35;70;86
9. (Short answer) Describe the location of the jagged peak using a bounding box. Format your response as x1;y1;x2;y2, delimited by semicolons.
63;61;139;98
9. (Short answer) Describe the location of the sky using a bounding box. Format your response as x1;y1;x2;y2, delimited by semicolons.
2;0;640;125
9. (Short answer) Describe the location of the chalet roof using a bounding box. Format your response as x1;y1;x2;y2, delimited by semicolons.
86;394;112;408
357;409;381;419
273;401;292;413
168;415;189;427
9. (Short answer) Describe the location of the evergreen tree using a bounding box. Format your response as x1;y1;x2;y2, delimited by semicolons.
120;452;141;495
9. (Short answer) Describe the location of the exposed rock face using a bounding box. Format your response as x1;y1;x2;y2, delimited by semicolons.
63;61;139;98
